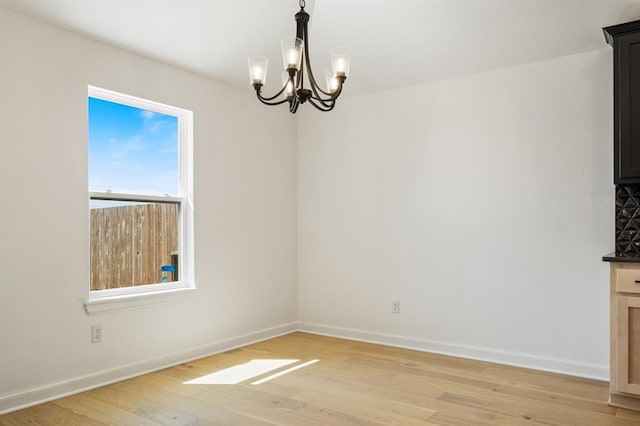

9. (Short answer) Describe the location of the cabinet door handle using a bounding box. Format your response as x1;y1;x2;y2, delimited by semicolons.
635;280;640;284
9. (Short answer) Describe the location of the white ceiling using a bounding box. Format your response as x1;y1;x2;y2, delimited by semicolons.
2;0;640;97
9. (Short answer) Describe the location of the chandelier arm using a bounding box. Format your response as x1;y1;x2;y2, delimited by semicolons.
255;83;289;102
289;65;305;107
291;70;305;106
301;37;341;111
256;95;290;106
309;79;345;104
307;82;337;108
299;65;304;93
309;94;336;105
255;86;289;106
308;82;334;108
302;24;336;101
290;97;300;113
307;97;336;112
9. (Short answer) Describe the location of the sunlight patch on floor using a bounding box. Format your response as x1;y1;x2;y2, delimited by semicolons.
182;358;321;385
183;359;299;385
251;359;319;385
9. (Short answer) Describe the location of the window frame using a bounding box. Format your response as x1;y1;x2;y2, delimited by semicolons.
85;86;195;313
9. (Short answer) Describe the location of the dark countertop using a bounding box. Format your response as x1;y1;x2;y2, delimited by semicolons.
603;253;640;262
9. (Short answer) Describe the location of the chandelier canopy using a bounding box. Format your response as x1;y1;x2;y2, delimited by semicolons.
248;0;351;113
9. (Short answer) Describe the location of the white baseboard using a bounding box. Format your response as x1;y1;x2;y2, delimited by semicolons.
297;322;609;381
0;322;297;415
0;320;609;415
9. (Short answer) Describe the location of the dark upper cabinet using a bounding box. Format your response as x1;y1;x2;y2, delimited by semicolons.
605;20;640;184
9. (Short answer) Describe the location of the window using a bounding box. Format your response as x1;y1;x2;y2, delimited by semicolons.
87;86;193;303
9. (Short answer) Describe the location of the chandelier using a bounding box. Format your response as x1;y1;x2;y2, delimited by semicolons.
248;0;351;113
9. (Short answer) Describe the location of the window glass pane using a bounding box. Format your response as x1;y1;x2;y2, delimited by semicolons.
88;97;179;196
90;200;179;290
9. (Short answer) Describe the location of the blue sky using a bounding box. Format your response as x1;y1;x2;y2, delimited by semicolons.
88;97;178;196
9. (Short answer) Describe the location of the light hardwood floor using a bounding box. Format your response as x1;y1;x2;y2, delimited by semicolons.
1;332;639;425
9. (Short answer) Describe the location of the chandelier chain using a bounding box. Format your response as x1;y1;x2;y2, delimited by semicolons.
300;0;305;9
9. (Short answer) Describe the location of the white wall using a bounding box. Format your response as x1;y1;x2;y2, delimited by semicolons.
0;8;297;412
297;49;614;379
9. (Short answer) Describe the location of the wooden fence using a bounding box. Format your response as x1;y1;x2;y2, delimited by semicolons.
90;203;179;291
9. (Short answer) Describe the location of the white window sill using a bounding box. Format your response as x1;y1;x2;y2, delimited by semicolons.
84;287;197;315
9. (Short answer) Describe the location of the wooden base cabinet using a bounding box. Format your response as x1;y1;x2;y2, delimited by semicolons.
610;262;640;410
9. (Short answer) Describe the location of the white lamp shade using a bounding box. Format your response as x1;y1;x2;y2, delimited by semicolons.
281;37;303;70
281;71;294;99
248;56;268;85
324;69;339;93
330;47;350;78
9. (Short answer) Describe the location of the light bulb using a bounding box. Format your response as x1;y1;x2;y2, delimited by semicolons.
325;69;339;93
281;37;303;70
335;58;346;76
252;66;264;83
287;50;298;69
248;57;268;85
330;47;350;78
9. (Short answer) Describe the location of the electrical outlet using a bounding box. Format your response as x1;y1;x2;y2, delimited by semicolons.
92;325;102;343
392;300;400;314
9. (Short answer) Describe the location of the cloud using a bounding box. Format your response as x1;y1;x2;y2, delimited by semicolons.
140;110;156;121
140;109;176;135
